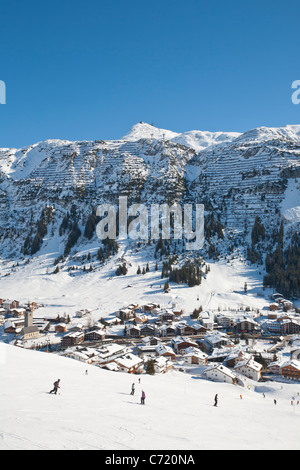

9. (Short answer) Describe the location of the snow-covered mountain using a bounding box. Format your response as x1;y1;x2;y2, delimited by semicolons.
0;122;299;261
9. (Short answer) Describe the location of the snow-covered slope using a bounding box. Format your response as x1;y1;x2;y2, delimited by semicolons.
1;343;299;450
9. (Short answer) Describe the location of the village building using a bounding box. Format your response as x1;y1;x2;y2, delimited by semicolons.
159;324;177;337
281;360;300;381
176;322;198;336
140;324;157;337
183;347;208;365
234;357;262;381
96;343;128;365
235;317;259;333
199;311;214;330
158;309;175;322
22;309;39;340
61;331;84;348
3;300;20;312
224;349;245;368
155;344;176;361
215;313;234;329
203;364;237;384
4;318;24;334
114;353;143;374
126;325;141;338
137;336;161;354
200;331;233;354
84;329;106;342
6;307;25;318
267;360;285;375
134;315;148;324
64;347;99;364
117;307;135;321
55;323;67;333
154;356;173;374
171;336;199;354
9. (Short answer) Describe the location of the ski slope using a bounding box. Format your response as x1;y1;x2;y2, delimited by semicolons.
0;343;299;450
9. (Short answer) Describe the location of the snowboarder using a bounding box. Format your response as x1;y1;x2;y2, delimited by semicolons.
50;379;60;395
130;383;135;395
214;394;218;407
141;390;146;405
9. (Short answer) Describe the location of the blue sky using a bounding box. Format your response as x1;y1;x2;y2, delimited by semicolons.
0;0;300;148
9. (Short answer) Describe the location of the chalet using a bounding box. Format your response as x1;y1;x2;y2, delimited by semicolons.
176;322;197;336
134;315;148;324
267;319;300;335
137;336;161;354
155;344;176;361
269;304;279;312
201;331;232;354
64;347;99;364
159;324;176;337
215;313;234;329
235;317;258;333
281;360;300;381
204;364;237;384
193;324;207;335
7;308;25;318
183;347;208;365
115;353;143;374
158;309;175;322
267;360;285;375
291;348;300;361
61;331;84;348
199;312;214;330
140;324;157;337
84;330;106;342
143;303;159;313
281;320;300;335
172;307;184;317
154;356;173;374
23;326;40;340
55;323;67;333
3;300;20;311
171;336;199;354
142;336;160;347
117;307;134;321
224;349;245;368
126;325;141;338
22;310;40;340
4;319;24;334
234;357;262;381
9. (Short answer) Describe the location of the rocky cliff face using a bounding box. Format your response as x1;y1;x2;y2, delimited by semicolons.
0;122;299;259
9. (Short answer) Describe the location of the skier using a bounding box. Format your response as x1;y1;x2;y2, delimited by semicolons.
141;390;146;405
50;379;60;395
274;399;277;405
214;394;218;407
130;383;135;395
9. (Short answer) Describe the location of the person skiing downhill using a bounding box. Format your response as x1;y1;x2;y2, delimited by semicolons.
130;383;135;395
50;379;60;395
214;394;218;407
141;390;146;405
